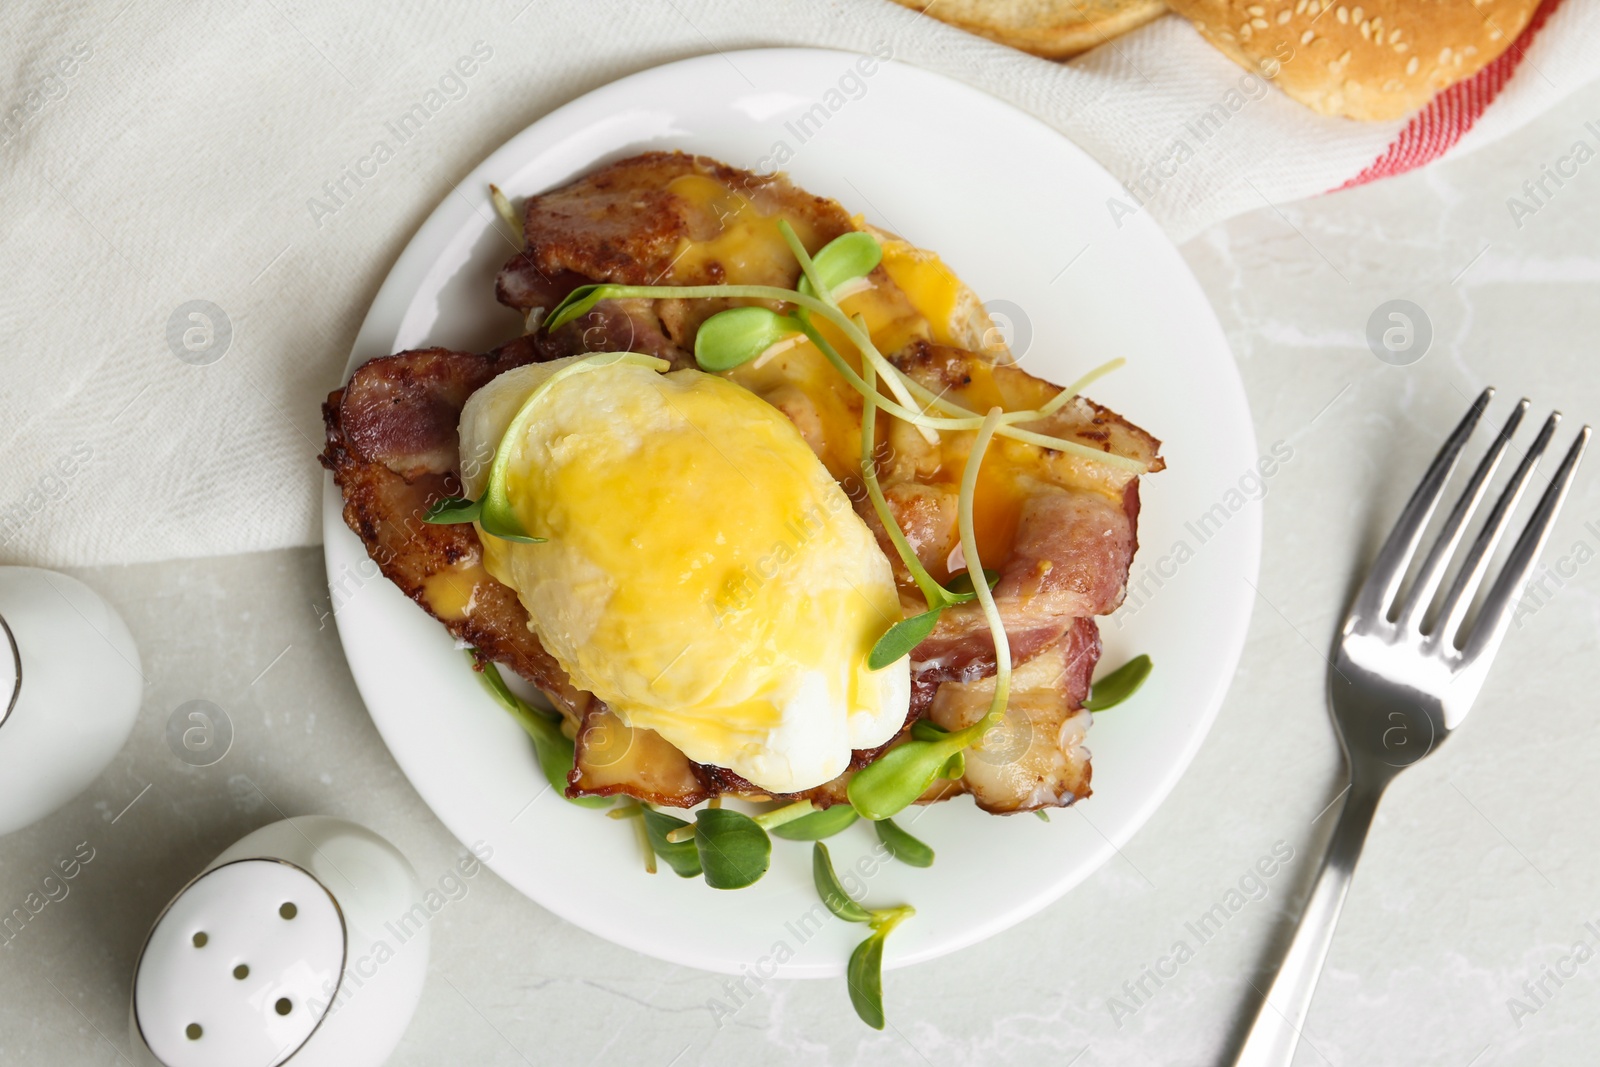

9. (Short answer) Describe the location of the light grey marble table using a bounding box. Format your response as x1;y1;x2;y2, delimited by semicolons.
5;72;1599;1067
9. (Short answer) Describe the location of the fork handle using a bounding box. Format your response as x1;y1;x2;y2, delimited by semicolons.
1231;779;1385;1067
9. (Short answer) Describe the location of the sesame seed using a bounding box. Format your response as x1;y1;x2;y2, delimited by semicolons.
1395;41;1409;52
1388;27;1402;43
1240;22;1254;38
1247;3;1265;14
1336;5;1349;24
1252;16;1269;28
1338;49;1351;63
1352;5;1364;21
1279;9;1292;23
1405;55;1419;74
1359;19;1371;39
1301;28;1315;42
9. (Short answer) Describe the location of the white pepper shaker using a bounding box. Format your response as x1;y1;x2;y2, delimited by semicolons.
129;816;430;1067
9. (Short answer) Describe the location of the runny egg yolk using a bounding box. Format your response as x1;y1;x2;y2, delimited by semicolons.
457;358;910;794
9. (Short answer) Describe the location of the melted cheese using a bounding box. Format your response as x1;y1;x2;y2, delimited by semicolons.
421;561;492;621
622;173;1037;587
458;359;909;794
667;174;825;286
877;240;963;348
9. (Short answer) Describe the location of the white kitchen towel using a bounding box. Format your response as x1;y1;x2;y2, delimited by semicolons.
1;0;1595;568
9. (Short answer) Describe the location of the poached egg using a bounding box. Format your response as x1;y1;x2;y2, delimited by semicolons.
458;357;909;794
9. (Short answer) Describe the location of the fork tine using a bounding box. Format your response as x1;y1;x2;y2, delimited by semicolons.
1431;411;1561;644
1396;400;1529;630
1462;427;1590;661
1351;388;1493;624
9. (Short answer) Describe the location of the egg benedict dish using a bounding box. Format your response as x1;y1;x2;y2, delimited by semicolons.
321;151;1163;816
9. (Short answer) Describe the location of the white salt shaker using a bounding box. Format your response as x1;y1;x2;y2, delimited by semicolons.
129;816;430;1067
0;566;143;837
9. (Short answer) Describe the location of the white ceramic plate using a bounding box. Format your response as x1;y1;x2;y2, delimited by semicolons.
322;48;1260;978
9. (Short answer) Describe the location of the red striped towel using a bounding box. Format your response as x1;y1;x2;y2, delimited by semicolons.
1042;0;1598;239
1341;0;1569;188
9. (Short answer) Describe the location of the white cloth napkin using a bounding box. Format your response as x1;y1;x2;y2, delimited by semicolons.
2;0;1594;568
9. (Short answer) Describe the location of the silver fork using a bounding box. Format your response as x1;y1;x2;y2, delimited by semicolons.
1232;388;1590;1067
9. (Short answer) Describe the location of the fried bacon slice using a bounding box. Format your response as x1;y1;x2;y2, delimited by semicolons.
322;343;710;807
322;151;1162;814
498;151;854;364
922;619;1099;812
881;342;1160;682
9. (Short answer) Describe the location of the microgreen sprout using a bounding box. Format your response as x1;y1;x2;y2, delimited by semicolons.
489;184;521;247
609;800;656;873
469;653;610;809
693;808;771;889
769;804;860;841
752;799;815;831
866;608;942;671
874;818;934;867
812;842;874;924
641;808;702;878
778;224;932;442
662;798;816;846
856;358;963;612
1083;654;1153;711
540;275;1147;470
795;230;882;304
812;842;915;1029
693;306;800;371
848;407;1010;821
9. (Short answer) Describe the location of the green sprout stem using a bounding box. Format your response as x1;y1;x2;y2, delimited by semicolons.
958;407;1012;724
869;903;915;933
857;356;955;609
752;799;815;831
489;184;521;248
620;799;656;874
778;222;936;445
546;282;1147;472
661;797;818;844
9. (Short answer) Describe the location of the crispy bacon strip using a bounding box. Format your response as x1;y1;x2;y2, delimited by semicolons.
319;341;589;715
497;151;852;310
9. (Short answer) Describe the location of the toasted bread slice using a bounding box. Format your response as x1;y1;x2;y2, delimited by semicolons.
890;0;1168;59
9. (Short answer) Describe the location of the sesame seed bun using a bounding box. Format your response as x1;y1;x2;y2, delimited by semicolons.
890;0;1169;59
1163;0;1542;120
